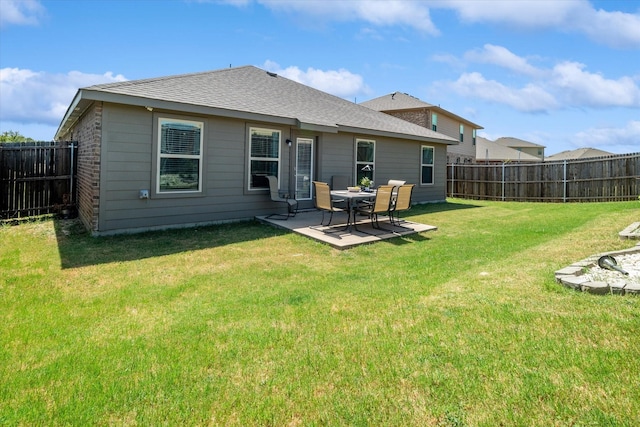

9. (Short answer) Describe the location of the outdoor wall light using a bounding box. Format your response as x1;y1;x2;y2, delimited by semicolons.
145;106;153;112
286;139;292;147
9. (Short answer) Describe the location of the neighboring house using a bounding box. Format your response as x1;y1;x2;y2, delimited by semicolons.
475;137;542;164
493;137;545;160
545;147;614;161
55;66;458;235
360;92;483;164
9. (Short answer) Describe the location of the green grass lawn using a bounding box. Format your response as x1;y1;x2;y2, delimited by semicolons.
1;199;639;426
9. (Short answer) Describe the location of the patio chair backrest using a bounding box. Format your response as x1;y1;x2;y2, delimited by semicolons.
313;181;332;210
394;184;415;211
388;179;406;187
267;175;284;201
372;185;394;213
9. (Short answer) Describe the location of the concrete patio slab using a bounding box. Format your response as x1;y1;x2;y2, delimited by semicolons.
257;210;437;249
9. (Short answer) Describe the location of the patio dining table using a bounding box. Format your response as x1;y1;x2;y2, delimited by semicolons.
330;189;376;232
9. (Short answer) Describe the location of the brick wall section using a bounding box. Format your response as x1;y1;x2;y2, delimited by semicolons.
59;102;102;232
385;110;429;128
380;109;476;164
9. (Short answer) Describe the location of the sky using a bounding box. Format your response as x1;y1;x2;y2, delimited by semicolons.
0;0;639;156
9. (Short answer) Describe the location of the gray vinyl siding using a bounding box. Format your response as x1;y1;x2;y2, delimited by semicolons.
375;137;447;201
319;134;447;201
97;104;288;234
94;103;448;234
439;114;474;159
316;133;354;184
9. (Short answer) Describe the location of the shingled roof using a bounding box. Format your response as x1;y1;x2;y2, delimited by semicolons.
494;137;545;149
360;91;483;129
545;147;614;161
56;66;458;144
476;137;541;162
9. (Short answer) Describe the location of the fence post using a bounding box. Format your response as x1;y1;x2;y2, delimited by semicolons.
450;163;454;198
563;160;567;203
443;152;639;203
69;141;75;204
502;162;505;201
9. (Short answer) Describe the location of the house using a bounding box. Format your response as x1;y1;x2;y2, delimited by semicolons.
493;137;545;160
55;66;458;235
545;147;614;161
360;92;483;164
475;137;542;164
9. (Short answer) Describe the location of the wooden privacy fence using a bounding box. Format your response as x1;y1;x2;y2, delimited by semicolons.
1;141;78;219
447;152;640;202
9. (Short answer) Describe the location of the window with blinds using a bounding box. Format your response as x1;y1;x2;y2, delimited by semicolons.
421;145;434;185
249;127;280;190
158;118;203;193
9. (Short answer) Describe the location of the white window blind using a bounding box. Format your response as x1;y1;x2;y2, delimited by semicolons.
249;127;280;190
158;119;203;193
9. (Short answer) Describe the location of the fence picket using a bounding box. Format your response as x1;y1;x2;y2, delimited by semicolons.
447;152;640;202
0;141;77;219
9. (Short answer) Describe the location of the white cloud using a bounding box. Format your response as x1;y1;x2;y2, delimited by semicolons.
220;0;640;49
443;0;640;48
444;0;579;27
551;62;640;108
0;0;45;27
464;44;543;78
449;46;640;112
222;0;439;35
574;120;640;152
0;68;127;126
263;61;371;99
447;72;558;112
571;7;640;49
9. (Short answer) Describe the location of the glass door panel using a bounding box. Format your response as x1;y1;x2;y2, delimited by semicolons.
295;138;313;200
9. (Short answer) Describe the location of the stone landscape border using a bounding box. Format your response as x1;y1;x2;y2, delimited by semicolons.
555;222;640;295
619;221;640;240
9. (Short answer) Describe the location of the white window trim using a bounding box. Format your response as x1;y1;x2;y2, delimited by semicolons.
355;138;375;184
295;137;314;201
421;145;435;186
248;126;281;191
156;117;204;195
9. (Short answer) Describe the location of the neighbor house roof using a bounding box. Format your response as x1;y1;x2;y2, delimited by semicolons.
360;91;483;129
56;66;458;145
494;137;545;149
545;147;614;161
475;137;541;162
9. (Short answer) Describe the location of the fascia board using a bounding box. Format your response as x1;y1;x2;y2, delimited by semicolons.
295;119;339;133
431;106;484;130
337;125;460;145
54;89;84;140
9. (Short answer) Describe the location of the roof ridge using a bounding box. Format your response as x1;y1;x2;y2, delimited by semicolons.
86;65;255;90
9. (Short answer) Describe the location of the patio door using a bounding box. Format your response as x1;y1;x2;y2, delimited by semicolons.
295;138;314;200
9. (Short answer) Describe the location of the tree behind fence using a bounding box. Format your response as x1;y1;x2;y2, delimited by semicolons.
0;141;78;219
447;152;640;202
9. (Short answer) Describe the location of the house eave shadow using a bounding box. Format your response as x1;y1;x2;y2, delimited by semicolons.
53;218;288;269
